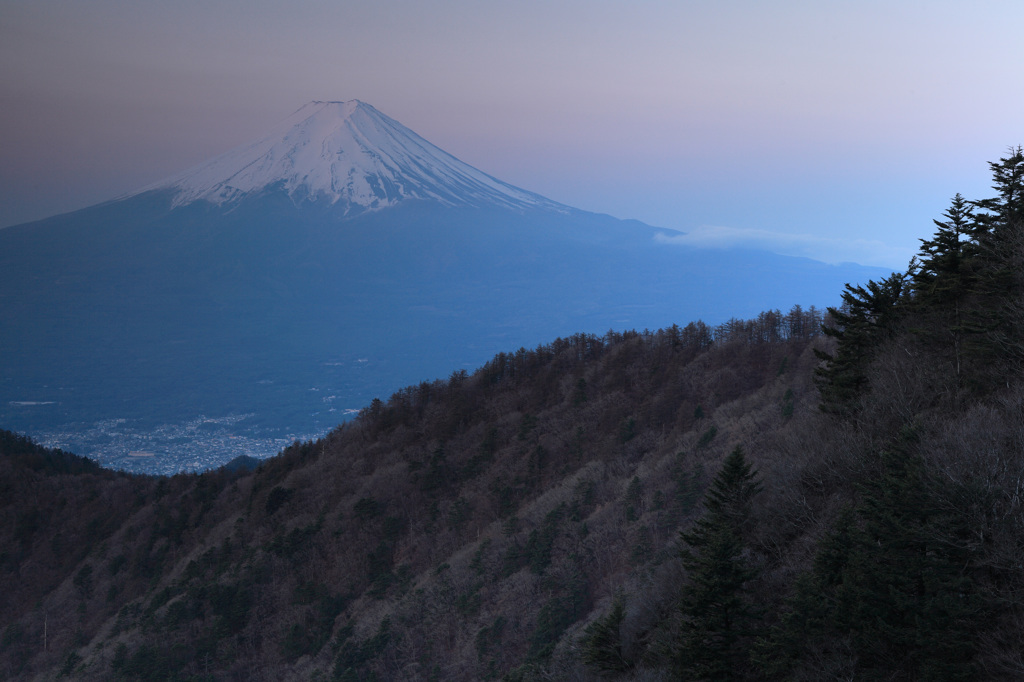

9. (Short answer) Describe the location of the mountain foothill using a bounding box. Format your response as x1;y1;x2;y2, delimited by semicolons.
3;102;1024;680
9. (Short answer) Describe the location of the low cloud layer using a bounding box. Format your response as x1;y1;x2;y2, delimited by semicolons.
655;225;912;270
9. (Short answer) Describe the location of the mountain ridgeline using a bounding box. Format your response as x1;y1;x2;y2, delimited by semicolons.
4;148;1024;681
0;101;887;464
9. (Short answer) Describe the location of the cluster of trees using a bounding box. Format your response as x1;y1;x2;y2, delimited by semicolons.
571;149;1024;681
579;429;989;680
578;148;1024;679
358;306;824;445
817;147;1024;414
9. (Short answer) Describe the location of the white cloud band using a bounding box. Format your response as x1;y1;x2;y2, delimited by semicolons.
654;225;912;269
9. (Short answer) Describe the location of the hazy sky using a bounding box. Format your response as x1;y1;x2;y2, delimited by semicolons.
2;0;1022;268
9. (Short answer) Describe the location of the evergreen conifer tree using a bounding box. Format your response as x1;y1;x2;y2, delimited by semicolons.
908;193;976;394
973;146;1024;238
675;446;763;680
966;147;1024;376
580;597;632;676
914;193;975;305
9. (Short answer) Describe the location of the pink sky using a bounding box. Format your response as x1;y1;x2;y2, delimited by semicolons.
2;0;1023;268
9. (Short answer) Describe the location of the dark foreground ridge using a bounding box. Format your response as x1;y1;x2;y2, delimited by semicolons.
2;149;1024;680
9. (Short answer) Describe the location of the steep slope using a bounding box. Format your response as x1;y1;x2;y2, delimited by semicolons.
0;312;822;680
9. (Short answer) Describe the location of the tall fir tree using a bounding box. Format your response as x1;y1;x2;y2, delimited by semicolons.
580;596;632;676
913;193;975;305
908;193;976;394
675;446;763;681
963;147;1024;378
973;146;1024;239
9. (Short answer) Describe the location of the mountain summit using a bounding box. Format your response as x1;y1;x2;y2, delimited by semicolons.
139;100;563;214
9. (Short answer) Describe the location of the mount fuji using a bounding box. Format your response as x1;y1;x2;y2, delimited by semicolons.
141;100;564;213
0;101;887;470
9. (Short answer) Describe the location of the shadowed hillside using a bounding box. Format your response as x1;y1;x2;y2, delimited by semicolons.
2;310;829;680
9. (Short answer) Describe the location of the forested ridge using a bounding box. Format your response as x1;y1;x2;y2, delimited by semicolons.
3;150;1024;680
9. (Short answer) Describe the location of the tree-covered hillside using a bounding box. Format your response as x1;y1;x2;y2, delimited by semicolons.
3;150;1024;681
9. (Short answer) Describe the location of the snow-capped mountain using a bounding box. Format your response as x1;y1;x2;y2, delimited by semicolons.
138;100;564;214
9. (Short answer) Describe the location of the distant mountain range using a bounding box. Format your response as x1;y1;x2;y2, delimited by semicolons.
0;100;889;469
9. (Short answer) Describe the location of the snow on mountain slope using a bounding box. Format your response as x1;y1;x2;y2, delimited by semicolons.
138;100;567;214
